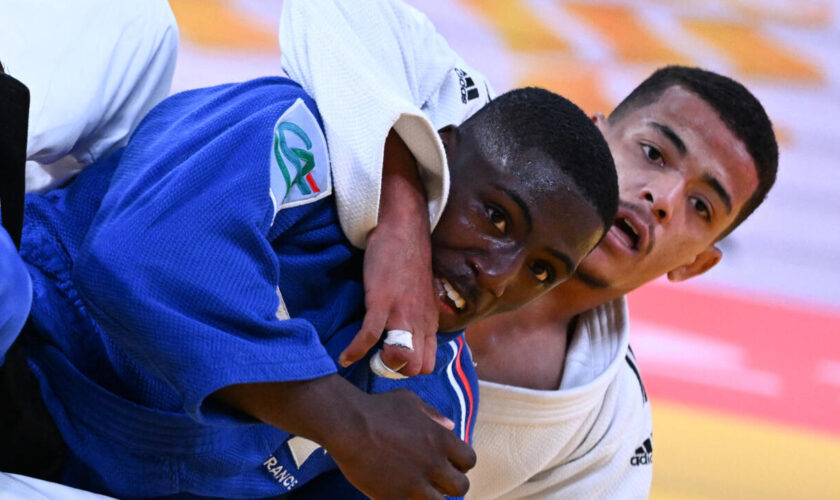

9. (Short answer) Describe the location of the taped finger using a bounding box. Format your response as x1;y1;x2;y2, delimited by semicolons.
369;350;408;379
384;329;414;351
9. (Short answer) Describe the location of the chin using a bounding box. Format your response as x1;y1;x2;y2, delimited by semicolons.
575;250;620;289
438;315;469;333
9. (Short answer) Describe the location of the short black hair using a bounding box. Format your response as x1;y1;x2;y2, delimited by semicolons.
610;66;778;239
461;87;618;232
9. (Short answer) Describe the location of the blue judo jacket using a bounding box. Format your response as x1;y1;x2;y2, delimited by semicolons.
21;77;477;499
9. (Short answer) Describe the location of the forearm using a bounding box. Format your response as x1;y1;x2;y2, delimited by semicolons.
353;129;438;375
373;129;430;240
212;374;363;451
215;371;475;499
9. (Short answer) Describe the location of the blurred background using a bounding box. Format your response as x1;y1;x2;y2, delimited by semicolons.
168;1;840;498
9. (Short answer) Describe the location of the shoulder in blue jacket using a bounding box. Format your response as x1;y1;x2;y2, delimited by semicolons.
20;77;477;499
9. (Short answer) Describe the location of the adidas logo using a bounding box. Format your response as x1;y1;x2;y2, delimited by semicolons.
630;437;653;466
454;67;480;103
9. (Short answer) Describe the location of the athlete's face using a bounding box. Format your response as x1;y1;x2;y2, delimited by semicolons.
431;127;604;332
575;85;759;291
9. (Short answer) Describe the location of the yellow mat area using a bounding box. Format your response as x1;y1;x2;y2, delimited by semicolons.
651;402;840;500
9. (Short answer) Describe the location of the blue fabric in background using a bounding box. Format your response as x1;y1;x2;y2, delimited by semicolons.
0;226;31;365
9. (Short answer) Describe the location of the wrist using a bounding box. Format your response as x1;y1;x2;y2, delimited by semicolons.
304;377;371;457
211;374;368;450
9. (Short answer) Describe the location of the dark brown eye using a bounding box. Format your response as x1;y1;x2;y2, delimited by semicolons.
691;197;711;222
530;261;553;284
489;206;507;233
642;144;664;166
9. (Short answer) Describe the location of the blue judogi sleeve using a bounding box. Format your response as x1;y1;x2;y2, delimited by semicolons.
70;78;339;421
0;226;31;365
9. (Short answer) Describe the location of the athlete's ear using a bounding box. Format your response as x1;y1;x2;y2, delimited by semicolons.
438;125;460;153
591;112;607;132
667;245;722;282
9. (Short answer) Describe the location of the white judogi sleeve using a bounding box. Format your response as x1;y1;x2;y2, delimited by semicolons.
280;0;494;248
0;0;178;192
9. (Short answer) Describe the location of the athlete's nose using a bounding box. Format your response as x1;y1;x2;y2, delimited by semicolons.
469;248;526;298
643;176;682;223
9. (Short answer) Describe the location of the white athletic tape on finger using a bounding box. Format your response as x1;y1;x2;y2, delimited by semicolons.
384;329;414;351
369;350;408;379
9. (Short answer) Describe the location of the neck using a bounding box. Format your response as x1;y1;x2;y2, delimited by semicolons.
465;277;626;390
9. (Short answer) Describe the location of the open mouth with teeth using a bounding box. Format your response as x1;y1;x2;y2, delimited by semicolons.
439;278;467;313
611;217;640;250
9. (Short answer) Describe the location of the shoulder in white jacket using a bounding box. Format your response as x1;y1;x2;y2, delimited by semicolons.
0;0;178;192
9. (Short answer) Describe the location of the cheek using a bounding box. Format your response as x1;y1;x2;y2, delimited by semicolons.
501;271;552;309
650;234;697;270
498;285;549;314
613;145;651;190
617;163;646;195
433;210;480;250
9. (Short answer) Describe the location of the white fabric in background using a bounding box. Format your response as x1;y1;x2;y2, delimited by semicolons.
0;0;178;192
280;0;491;248
0;473;114;500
